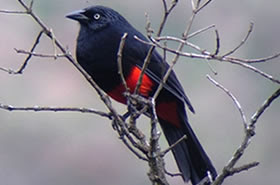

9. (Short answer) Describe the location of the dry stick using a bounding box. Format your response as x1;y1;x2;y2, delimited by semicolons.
0;66;17;74
50;28;58;59
224;58;280;84
206;75;247;127
222;22;254;57
195;0;214;13
117;32;129;91
251;87;280;125
164;170;182;178
226;53;280;64
156;24;216;42
213;29;220;55
160;135;187;157
17;30;44;74
227;161;259;176
0;103;111;118
14;49;66;58
0;10;26;14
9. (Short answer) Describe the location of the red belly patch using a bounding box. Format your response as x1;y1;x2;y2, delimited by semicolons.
108;66;154;104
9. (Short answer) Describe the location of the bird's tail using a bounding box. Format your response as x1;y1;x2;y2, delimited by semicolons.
159;108;217;185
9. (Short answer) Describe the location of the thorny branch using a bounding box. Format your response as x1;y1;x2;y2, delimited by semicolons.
1;0;280;185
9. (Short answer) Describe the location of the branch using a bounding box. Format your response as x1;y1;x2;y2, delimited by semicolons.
117;32;129;91
209;79;280;185
0;103;111;118
222;22;254;57
251;87;280;125
206;75;247;127
14;48;66;58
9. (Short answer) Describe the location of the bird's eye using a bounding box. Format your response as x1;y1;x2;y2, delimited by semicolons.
93;13;101;20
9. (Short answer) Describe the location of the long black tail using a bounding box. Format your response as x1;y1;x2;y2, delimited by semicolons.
159;107;217;184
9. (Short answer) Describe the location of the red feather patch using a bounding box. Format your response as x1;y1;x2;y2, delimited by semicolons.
108;66;154;104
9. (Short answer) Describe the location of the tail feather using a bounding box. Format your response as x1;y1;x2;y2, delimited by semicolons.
159;108;217;184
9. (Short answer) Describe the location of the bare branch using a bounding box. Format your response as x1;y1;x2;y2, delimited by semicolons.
223;22;254;57
195;0;214;13
117;32;129;91
187;24;216;39
164;170;182;178
0;9;27;14
0;66;18;74
160;135;187;157
213;29;220;55
206;75;248;128
17;30;44;74
226;52;280;64
14;49;66;58
0;103;111;118
228;162;260;175
251;87;280;125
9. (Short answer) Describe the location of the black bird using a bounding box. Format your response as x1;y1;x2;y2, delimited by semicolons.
66;5;217;184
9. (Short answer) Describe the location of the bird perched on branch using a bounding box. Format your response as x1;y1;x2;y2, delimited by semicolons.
66;5;216;184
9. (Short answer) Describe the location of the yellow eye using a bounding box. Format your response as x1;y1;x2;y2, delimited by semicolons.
93;13;101;20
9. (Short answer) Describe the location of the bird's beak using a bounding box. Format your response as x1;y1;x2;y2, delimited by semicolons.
66;9;89;22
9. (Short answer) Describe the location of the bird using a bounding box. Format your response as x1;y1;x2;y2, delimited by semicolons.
66;5;217;185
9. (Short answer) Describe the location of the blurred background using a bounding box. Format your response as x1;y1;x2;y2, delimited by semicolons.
0;0;279;185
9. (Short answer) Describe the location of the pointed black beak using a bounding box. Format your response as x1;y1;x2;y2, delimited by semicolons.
66;9;88;22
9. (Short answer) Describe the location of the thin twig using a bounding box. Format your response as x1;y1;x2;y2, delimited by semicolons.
213;29;220;55
117;33;129;91
16;30;44;74
188;24;216;39
226;52;280;63
0;10;27;14
223;22;254;57
50;28;58;59
0;66;17;74
228;162;259;175
14;49;66;58
164;170;182;178
206;75;247;128
0;103;111;118
251;87;280;125
194;0;214;13
160;135;187;157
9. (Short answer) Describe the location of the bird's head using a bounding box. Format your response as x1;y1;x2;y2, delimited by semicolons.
66;6;129;32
